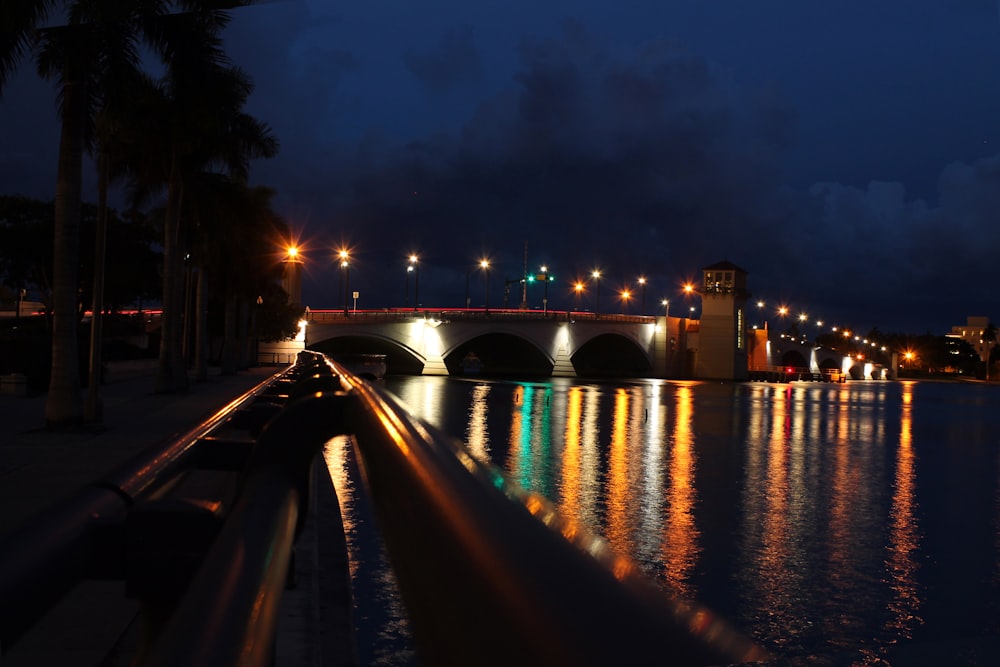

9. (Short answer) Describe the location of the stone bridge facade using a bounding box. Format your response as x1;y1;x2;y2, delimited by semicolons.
300;309;688;378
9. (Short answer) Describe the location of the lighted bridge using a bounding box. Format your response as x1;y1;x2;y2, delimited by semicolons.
299;308;679;378
266;261;890;380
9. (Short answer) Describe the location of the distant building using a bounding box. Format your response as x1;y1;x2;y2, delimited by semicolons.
948;316;996;362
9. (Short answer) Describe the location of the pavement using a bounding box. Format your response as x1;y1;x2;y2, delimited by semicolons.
0;359;354;666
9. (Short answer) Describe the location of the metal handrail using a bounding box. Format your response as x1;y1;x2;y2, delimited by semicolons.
1;350;769;665
324;351;769;665
0;364;296;655
141;366;349;666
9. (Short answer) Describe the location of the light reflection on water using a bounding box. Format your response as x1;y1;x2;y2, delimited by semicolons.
356;377;1000;663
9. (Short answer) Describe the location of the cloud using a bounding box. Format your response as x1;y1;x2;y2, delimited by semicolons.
403;27;482;92
305;22;803;312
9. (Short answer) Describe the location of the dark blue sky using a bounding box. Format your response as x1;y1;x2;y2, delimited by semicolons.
3;0;1000;334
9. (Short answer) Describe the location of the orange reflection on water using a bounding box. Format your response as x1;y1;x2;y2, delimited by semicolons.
464;383;492;462
884;382;922;640
559;386;584;523
661;384;700;597
605;389;632;556
505;385;527;488
759;386;792;612
323;436;359;580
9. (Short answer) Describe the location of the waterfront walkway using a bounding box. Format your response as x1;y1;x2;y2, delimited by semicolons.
0;359;350;666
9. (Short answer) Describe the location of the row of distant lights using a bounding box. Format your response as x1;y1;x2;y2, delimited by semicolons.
286;246;890;357
748;299;890;359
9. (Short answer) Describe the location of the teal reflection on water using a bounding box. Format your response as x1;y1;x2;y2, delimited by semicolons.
382;376;1000;662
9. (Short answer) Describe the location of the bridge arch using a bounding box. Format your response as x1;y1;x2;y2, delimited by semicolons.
779;349;808;369
572;332;652;377
308;333;426;374
444;331;554;377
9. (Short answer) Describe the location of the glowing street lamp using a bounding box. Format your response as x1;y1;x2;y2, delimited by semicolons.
592;270;602;314
408;254;419;310
661;298;670;318
573;281;585;311
282;244;304;307
637;276;647;315
338;249;350;314
540;265;549;314
620;289;632;314
480;259;490;311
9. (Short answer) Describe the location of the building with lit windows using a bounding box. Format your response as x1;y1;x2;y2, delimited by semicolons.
948;315;996;363
693;260;750;380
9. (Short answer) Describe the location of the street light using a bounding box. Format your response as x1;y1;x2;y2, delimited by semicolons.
480;259;490;311
540;265;549;315
637;277;647;315
405;264;413;307
573;281;585;311
339;249;350;315
411;255;419;310
661;298;670;319
592;270;601;314
620;289;631;314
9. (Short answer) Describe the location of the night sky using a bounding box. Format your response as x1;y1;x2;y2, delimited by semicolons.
3;0;1000;334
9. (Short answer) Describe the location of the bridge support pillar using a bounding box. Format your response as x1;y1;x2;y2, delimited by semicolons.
652;317;669;378
421;354;449;376
551;343;576;377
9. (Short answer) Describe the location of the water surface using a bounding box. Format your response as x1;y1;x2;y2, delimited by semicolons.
333;377;1000;663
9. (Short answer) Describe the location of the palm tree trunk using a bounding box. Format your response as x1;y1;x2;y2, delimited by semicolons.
238;297;250;370
156;169;188;393
45;79;86;427
221;295;239;375
194;266;209;382
85;150;110;423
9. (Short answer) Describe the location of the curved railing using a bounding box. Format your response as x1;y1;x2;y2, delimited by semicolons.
305;307;658;325
0;351;768;666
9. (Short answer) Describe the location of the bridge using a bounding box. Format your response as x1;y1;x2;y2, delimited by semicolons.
299;308;677;378
258;307;889;381
262;261;891;380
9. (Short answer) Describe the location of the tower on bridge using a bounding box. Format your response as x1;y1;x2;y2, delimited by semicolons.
695;261;749;380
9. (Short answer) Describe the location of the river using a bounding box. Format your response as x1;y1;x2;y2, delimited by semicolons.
323;377;1000;665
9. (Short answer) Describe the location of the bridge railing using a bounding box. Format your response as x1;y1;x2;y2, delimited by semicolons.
315;350;766;665
748;365;847;382
1;351;767;665
305;307;657;325
0;363;311;664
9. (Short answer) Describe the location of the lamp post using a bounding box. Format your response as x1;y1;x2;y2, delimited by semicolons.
339;250;350;315
591;270;601;315
480;259;490;311
540;265;549;315
637;277;647;315
574;282;584;311
405;264;412;307
620;289;631;315
662;298;670;319
410;255;419;311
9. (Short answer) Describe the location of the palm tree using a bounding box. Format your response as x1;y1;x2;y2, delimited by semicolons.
0;1;260;422
113;7;274;392
184;176;288;380
1;5;122;426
